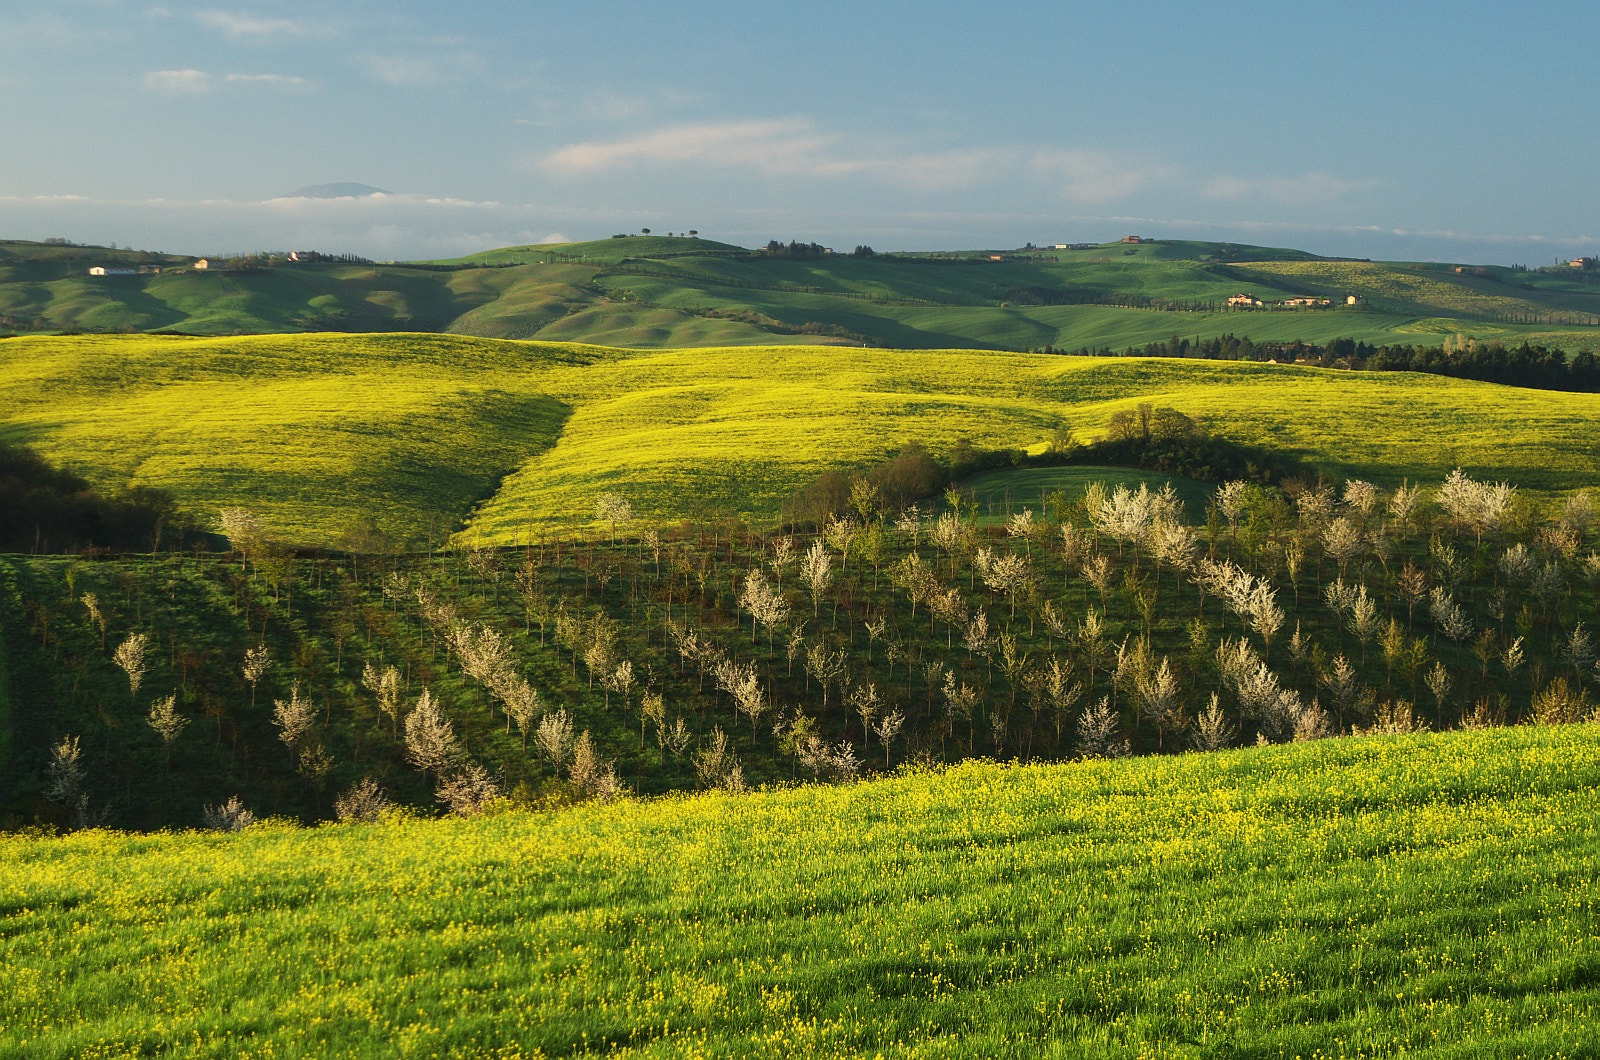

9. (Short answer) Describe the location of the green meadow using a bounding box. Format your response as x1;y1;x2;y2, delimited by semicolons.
2;724;1597;1057
4;237;1597;353
3;333;1599;546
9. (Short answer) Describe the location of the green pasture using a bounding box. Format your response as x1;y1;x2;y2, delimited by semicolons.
5;334;1600;545
3;725;1597;1056
3;236;1597;352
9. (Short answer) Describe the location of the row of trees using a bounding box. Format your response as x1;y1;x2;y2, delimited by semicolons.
10;450;1600;834
1046;334;1600;393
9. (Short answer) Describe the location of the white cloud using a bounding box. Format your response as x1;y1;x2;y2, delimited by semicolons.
541;119;1168;203
1203;172;1381;205
143;69;212;94
143;69;310;94
194;11;312;39
543;119;836;176
368;54;444;87
225;73;311;88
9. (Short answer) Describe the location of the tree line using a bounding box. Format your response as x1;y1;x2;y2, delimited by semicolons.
1042;334;1600;392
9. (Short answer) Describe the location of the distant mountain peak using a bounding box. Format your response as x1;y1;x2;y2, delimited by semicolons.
282;182;392;199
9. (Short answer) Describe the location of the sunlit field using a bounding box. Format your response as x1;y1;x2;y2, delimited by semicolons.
2;725;1596;1057
5;333;1598;546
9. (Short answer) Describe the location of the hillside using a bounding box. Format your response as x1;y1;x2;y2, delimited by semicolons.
2;236;1597;353
3;725;1597;1056
2;334;1599;547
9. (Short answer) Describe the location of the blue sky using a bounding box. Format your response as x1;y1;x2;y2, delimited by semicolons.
2;0;1596;263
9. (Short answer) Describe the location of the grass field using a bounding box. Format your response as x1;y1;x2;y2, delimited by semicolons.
2;724;1596;1056
5;334;1600;545
4;237;1598;353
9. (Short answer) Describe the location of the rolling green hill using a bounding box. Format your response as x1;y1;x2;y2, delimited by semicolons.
3;236;1597;353
4;725;1597;1056
3;333;1600;547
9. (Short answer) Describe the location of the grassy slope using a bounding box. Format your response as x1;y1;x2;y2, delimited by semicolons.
5;335;1600;545
464;346;1600;542
3;237;1597;353
2;725;1596;1057
0;333;602;545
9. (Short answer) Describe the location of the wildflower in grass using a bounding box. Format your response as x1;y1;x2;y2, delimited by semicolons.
202;795;255;832
113;631;149;696
147;693;187;765
334;777;392;823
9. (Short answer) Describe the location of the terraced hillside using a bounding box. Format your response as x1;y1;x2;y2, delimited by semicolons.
3;333;1600;546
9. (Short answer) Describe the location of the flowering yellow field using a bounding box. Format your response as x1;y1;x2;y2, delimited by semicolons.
2;724;1597;1056
4;333;1600;547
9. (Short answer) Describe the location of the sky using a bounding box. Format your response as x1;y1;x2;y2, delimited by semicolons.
2;0;1596;264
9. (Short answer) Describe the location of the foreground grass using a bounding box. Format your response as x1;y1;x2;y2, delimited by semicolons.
6;334;1600;545
3;725;1598;1057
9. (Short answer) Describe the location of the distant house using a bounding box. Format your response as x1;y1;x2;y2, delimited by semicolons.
87;267;136;276
1346;295;1359;305
1120;235;1144;244
1053;243;1070;250
987;254;1006;261
1572;259;1588;268
193;259;210;270
1282;296;1332;307
1227;293;1262;308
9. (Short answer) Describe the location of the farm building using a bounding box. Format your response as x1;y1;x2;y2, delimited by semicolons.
1227;293;1262;308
